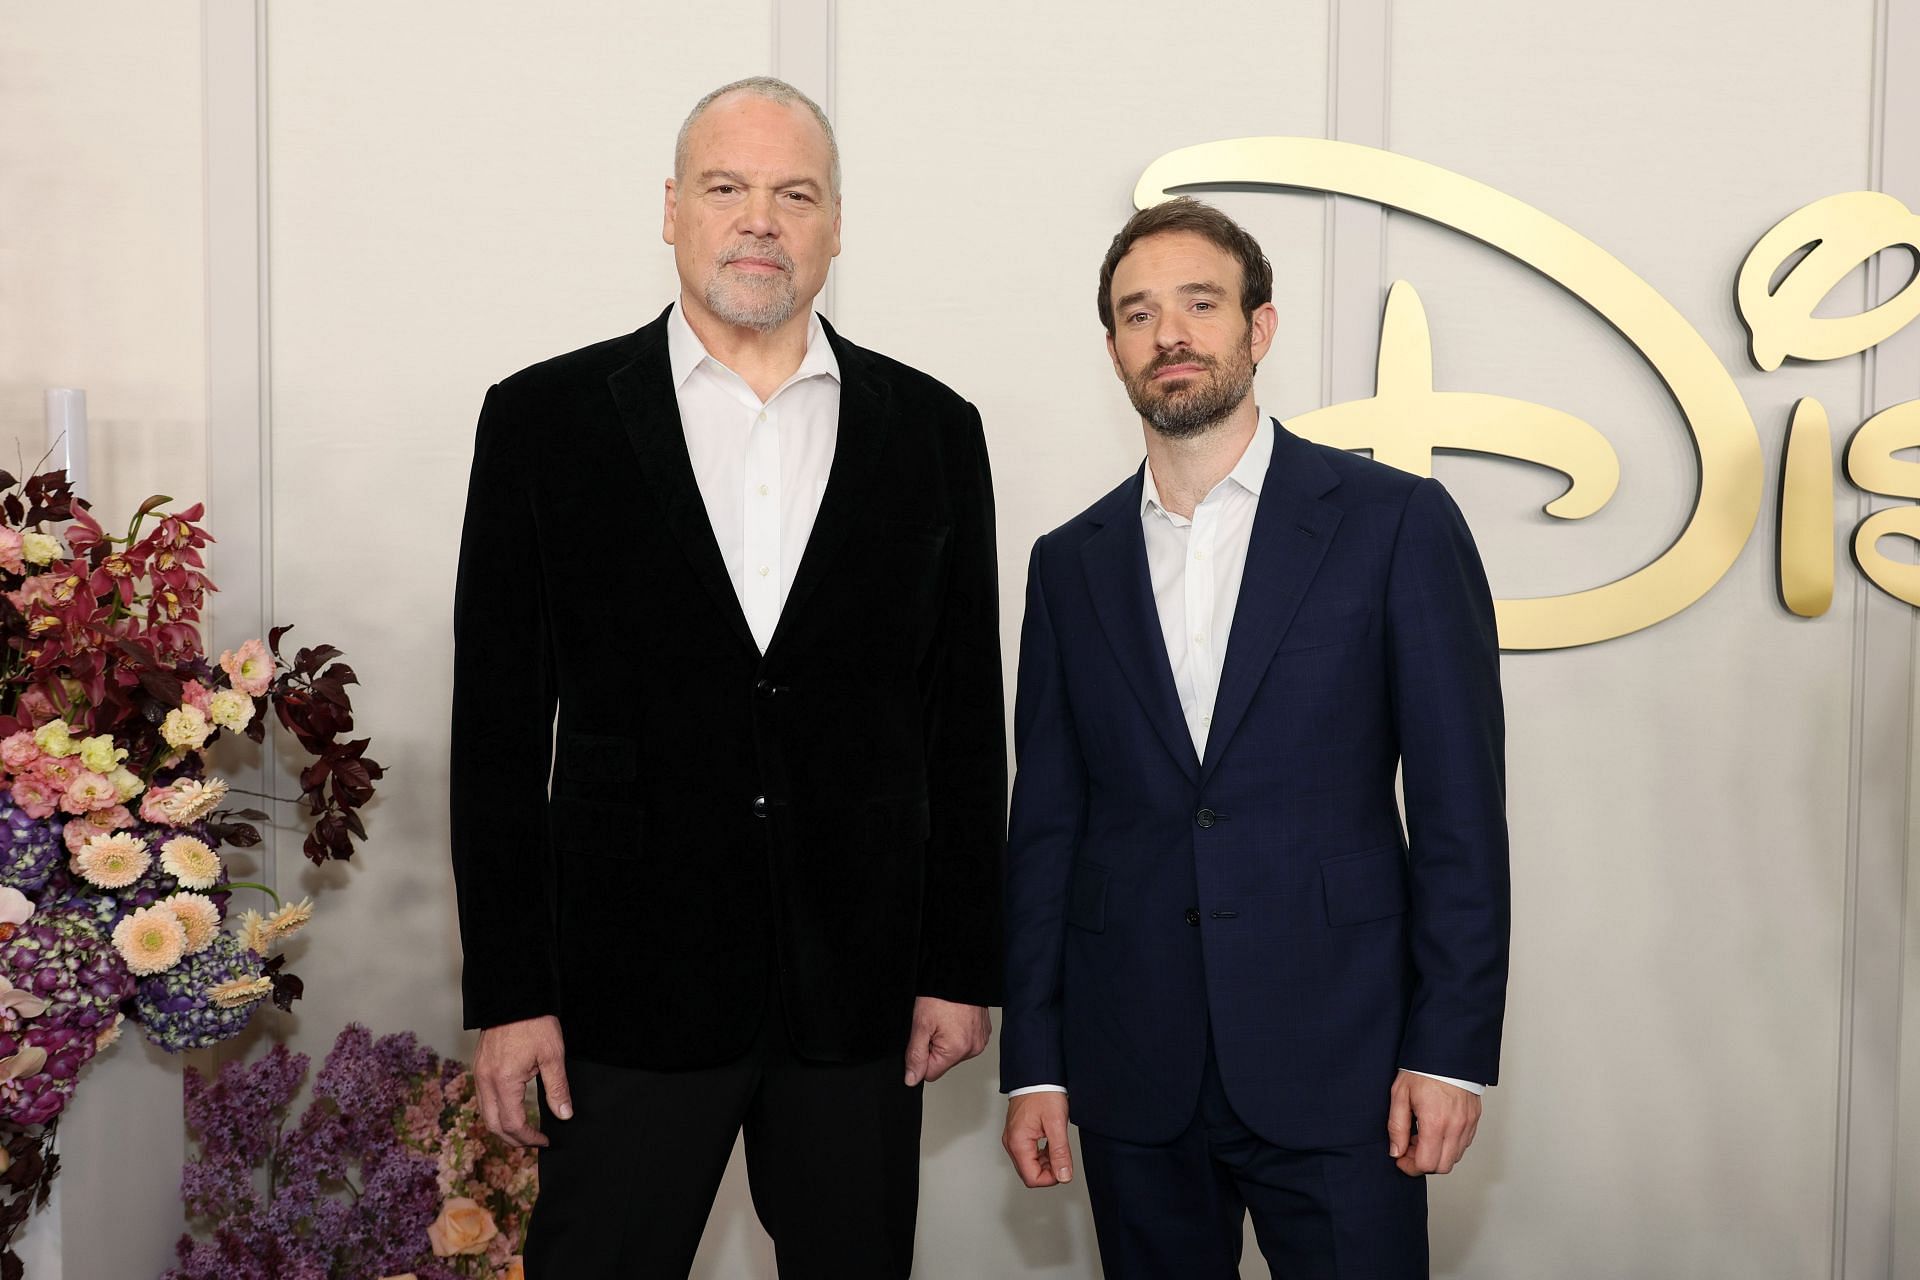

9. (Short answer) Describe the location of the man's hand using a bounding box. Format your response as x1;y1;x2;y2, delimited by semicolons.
1387;1070;1481;1176
475;1014;572;1148
1002;1092;1073;1187
902;996;991;1086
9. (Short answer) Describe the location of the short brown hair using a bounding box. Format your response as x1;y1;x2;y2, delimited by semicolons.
1097;198;1273;335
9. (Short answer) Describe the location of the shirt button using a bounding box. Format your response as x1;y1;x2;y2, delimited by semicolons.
1201;714;1212;726
1194;550;1206;561
758;484;770;496
1184;907;1202;927
1193;632;1206;646
1195;808;1217;829
758;565;771;577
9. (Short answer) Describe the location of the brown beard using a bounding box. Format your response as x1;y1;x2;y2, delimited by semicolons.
1124;338;1256;440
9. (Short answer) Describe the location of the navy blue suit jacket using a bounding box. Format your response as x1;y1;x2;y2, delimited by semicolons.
1001;422;1509;1150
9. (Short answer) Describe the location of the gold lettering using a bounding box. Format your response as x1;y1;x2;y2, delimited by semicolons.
1737;192;1920;372
1843;397;1920;607
1136;138;1762;650
1290;282;1619;519
1777;398;1834;618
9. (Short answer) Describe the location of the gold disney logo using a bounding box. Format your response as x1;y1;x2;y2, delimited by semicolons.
1135;138;1920;651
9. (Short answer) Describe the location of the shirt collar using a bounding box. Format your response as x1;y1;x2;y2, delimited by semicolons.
666;297;841;396
1141;412;1274;520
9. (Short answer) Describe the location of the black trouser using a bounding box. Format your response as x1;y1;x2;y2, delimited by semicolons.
523;978;923;1279
1078;1034;1428;1280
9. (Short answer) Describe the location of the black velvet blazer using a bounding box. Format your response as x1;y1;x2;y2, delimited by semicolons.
448;305;1006;1069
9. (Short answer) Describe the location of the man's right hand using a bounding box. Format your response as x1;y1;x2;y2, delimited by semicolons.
475;1014;572;1148
1002;1092;1074;1187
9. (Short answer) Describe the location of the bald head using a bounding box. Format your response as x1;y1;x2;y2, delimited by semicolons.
674;76;841;197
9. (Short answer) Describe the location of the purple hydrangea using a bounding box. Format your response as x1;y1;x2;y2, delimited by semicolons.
0;1022;98;1125
0;905;133;1032
0;802;63;893
133;931;263;1053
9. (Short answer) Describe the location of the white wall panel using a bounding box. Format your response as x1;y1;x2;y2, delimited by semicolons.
1389;2;1879;1275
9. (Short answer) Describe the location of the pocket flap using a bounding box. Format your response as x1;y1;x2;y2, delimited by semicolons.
1320;844;1410;926
863;795;932;849
1066;863;1108;933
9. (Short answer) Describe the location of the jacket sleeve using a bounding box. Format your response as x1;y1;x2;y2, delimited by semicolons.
914;402;1009;1006
999;538;1088;1091
448;383;561;1030
1386;477;1510;1085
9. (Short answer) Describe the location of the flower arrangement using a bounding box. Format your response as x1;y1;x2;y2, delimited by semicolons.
0;468;382;1273
166;1023;535;1280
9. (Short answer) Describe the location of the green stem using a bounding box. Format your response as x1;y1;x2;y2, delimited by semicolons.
223;881;282;907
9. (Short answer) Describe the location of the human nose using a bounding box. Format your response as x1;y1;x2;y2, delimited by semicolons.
1154;313;1193;352
737;189;779;238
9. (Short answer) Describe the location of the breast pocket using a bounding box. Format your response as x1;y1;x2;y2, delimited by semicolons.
1277;604;1373;654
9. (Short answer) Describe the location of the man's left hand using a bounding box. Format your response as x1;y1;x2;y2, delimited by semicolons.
1387;1070;1481;1176
903;997;991;1086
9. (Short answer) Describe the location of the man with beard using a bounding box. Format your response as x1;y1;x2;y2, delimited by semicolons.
449;77;1005;1279
999;199;1509;1278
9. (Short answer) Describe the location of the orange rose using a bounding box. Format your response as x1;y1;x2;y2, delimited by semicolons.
500;1259;526;1280
426;1196;499;1257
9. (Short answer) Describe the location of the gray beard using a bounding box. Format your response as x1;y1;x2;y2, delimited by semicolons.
705;273;797;332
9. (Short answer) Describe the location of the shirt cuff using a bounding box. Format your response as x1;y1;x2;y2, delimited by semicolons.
1404;1069;1484;1095
1007;1084;1068;1096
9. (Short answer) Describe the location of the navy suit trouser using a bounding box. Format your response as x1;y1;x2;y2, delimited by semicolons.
1078;1035;1428;1280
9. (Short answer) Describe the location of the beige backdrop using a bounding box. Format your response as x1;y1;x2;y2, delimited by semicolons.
2;1;1917;1276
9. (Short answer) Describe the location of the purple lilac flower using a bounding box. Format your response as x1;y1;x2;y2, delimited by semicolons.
0;802;62;893
182;1041;306;1169
133;931;263;1052
0;1022;97;1125
0;904;133;1031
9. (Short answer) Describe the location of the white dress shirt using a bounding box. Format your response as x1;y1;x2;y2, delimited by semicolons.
1010;415;1483;1099
667;300;840;652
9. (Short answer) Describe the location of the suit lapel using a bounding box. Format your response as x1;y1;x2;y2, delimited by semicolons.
1081;471;1200;785
766;318;888;655
606;305;759;656
1199;425;1342;780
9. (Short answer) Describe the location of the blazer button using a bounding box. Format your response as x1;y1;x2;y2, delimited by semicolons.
755;678;777;699
751;795;768;817
1195;808;1217;829
1184;907;1201;927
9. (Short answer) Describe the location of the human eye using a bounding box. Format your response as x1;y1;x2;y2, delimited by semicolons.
1191;299;1215;312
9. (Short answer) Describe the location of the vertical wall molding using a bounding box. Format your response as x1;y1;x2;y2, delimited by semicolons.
772;0;837;321
1323;0;1391;409
1835;0;1920;1273
202;0;277;895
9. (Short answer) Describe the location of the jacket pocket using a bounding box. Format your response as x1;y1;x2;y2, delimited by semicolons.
1066;863;1108;933
1320;844;1410;926
1277;603;1373;653
863;794;932;850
